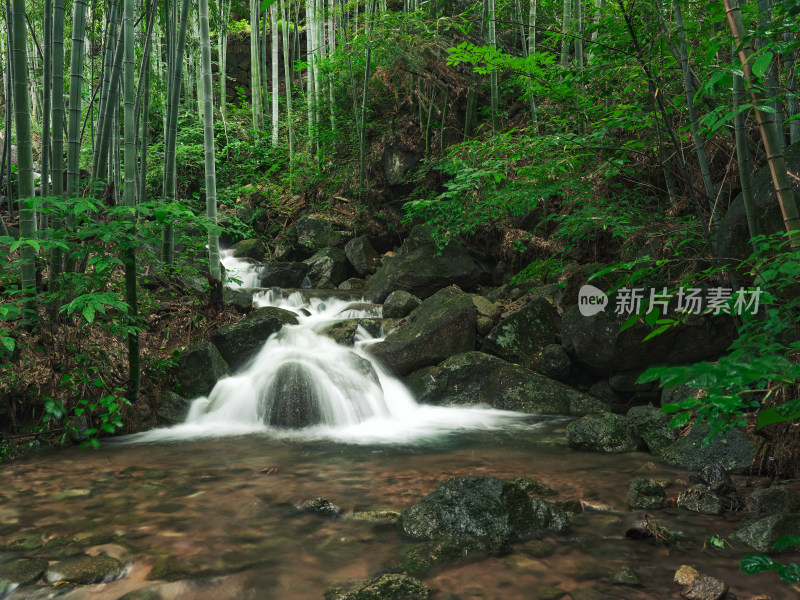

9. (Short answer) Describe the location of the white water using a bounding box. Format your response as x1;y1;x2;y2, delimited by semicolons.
132;252;541;445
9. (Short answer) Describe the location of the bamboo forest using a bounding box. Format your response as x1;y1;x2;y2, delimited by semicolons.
0;0;799;597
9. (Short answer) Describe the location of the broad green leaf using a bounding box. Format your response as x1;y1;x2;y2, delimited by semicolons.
777;563;800;583
758;398;800;428
752;52;773;78
0;336;14;353
82;306;96;324
773;535;800;550
740;554;775;574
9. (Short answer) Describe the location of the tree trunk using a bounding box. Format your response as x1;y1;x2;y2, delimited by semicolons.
123;0;140;402
10;0;36;300
724;0;800;248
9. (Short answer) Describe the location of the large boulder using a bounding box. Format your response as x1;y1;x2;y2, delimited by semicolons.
566;412;644;453
382;290;421;318
481;296;559;369
344;236;380;275
717;142;800;262
265;362;322;428
368;287;476;375
363;226;482;303
229;238;266;260
397;477;569;552
626;405;678;455
156;391;192;424
404;351;597;416
295;213;350;250
656;424;756;472
745;484;800;520
210;307;298;369
304;247;350;287
174;342;230;398
730;513;800;552
561;305;736;375
258;262;311;288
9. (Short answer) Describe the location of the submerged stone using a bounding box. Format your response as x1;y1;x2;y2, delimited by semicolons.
43;554;124;584
0;559;48;594
325;573;430;600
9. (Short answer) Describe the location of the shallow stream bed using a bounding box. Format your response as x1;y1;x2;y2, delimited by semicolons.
1;421;797;599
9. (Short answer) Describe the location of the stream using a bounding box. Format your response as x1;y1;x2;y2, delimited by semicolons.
1;428;796;599
1;252;797;599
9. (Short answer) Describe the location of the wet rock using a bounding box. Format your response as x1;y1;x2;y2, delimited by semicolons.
0;558;48;593
677;485;724;515
325;573;430;600
627;479;666;509
531;344;572;381
730;513;800;552
229;238;266;259
43;554;124;584
404;351;594;415
674;565;700;586
338;278;366;291
368;287;476;376
698;463;735;496
210;307;298;369
302;498;342;518
476;316;494;336
344;510;401;523
344;236;380;275
400;536;490;573
745;484;800;519
561;305;736;375
626;405;678;455
174;341;229;398
397;477;569;553
363;225;482;303
566;412;643;453
305;247;350;287
470;294;501;320
320;320;358;346
382;290;421;318
610;564;638;585
481;296;559;370
258;261;311;288
609;371;656;393
156;390;191;424
588;380;624;406
515;477;557;497
222;288;254;313
266;362;323;427
295;213;350;251
657;424;756;472
681;575;728;600
661;383;702;408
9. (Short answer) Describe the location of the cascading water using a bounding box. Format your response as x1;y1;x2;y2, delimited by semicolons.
134;251;540;444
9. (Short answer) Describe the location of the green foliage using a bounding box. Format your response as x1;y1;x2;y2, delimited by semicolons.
632;232;800;443
741;535;800;583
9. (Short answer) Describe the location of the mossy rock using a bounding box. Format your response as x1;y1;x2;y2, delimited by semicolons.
43;554;124;584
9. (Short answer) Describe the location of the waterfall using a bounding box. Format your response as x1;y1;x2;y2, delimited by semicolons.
132;252;533;445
